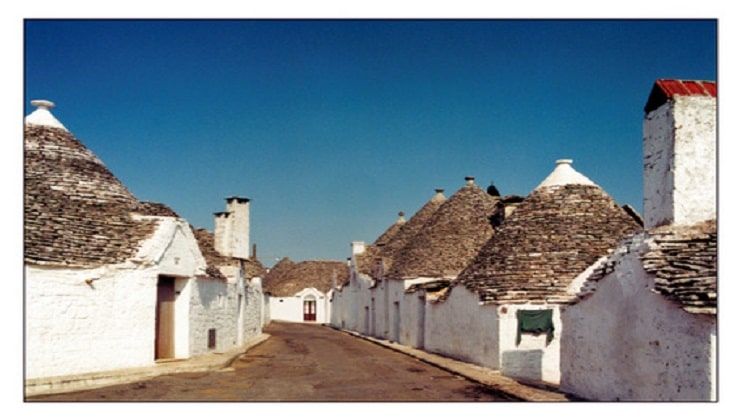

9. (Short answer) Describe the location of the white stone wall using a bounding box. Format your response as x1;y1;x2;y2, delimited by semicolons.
243;278;264;339
25;265;159;379
26;216;266;380
560;236;717;401
189;279;237;354
269;288;329;323
424;286;500;369
497;303;563;384
400;290;426;348
644;96;716;229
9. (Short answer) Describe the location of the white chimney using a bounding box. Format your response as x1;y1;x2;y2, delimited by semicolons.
643;80;716;229
351;241;366;256
214;212;232;257
213;196;251;259
225;197;250;259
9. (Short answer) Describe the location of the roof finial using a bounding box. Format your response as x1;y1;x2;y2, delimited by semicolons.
25;99;67;131
465;176;476;186
535;158;597;190
397;211;406;223
31;99;55;110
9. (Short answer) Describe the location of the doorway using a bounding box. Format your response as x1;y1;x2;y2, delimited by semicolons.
416;295;426;349
155;276;176;360
392;301;401;343
303;295;317;322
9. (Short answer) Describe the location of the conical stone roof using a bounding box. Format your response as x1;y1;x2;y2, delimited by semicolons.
373;212;406;248
356;190;447;278
459;160;642;304
262;259;349;296
24;102;159;267
387;179;500;279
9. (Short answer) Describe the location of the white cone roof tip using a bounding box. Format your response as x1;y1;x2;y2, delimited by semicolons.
25;99;67;131
535;159;597;190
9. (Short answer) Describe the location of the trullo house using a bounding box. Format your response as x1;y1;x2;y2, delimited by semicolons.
24;100;266;384
559;79;717;401
455;159;642;384
263;258;349;324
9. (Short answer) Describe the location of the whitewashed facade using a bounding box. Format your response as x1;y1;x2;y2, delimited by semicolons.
24;101;266;381
560;80;717;401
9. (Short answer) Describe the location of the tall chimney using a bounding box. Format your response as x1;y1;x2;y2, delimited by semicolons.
213;196;251;259
251;243;257;259
213;212;231;256
351;241;366;256
643;80;716;228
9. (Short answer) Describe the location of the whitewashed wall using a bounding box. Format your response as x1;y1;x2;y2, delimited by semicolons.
560;236;716;401
26;264;159;379
644;96;716;229
497;303;563;384
424;286;500;369
243;278;264;340
26;217;265;380
189;279;237;355
269;287;329;323
400;289;426;348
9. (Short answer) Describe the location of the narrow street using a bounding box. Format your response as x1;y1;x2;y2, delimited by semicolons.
30;322;514;402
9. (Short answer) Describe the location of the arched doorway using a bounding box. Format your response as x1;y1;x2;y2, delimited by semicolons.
303;295;317;322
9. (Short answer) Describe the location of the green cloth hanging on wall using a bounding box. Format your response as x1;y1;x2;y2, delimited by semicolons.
516;309;555;346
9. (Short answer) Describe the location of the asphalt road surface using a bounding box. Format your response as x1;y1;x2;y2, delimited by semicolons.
30;322;514;402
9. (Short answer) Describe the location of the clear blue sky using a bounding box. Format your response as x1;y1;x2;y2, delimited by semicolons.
24;20;716;265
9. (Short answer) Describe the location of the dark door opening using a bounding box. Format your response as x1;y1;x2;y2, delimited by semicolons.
155;276;176;360
303;299;316;321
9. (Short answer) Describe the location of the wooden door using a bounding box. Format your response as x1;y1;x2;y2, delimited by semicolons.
155;276;175;360
303;299;316;321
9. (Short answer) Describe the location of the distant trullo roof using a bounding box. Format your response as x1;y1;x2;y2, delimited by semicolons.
24;100;160;267
387;178;500;279
459;159;642;304
355;190;447;278
262;258;349;296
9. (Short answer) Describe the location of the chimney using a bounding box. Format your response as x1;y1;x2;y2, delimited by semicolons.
643;80;716;228
213;212;231;256
251;244;257;259
464;176;476;186
351;241;366;256
213;196;251;259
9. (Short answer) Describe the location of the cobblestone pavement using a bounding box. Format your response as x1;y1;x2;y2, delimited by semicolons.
29;322;515;402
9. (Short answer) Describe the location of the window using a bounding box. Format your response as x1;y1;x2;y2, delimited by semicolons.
516;309;554;346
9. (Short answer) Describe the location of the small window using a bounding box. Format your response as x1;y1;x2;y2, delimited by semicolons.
279;299;284;303
208;329;217;349
516;309;554;346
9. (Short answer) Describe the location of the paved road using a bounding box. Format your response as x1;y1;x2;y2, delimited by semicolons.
30;322;513;401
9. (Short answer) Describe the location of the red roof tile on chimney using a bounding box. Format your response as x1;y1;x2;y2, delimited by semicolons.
645;79;716;113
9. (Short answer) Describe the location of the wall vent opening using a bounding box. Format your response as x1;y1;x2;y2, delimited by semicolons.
208;329;217;349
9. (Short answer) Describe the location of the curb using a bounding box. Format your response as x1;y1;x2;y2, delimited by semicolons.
328;325;570;402
25;333;271;398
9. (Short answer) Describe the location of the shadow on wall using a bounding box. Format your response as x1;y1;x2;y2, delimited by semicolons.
501;349;543;382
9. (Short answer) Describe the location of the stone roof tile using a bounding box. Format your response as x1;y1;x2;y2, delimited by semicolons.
388;181;499;279
263;259;349;296
460;183;642;304
24;124;158;267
